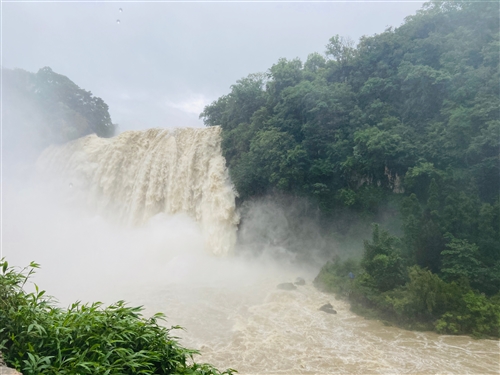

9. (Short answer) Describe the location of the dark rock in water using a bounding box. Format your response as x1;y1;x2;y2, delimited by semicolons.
319;303;337;314
294;277;306;286
277;282;297;290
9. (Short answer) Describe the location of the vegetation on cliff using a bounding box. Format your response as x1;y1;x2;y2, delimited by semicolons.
201;1;499;336
0;260;234;375
3;66;115;162
314;226;500;338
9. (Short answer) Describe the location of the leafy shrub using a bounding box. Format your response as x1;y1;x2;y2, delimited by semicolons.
361;225;406;292
0;259;235;375
435;292;500;338
314;258;361;296
315;256;500;338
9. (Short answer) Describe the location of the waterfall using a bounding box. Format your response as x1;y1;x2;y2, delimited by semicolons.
36;126;239;255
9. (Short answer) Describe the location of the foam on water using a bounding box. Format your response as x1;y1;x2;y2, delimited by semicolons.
132;272;499;375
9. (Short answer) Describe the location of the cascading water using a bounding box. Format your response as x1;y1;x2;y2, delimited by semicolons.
36;126;239;255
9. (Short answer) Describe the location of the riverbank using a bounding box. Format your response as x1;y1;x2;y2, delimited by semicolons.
314;257;500;339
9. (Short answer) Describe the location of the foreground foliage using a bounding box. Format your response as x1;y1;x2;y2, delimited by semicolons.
315;226;500;338
0;260;235;375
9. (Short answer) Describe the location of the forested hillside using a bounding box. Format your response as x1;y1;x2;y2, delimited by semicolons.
3;67;115;163
201;1;499;337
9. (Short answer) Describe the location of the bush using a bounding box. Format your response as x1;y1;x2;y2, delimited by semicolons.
0;259;236;375
315;258;500;338
314;258;361;297
435;292;500;338
361;225;406;292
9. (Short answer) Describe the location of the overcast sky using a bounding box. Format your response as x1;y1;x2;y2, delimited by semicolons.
2;1;424;132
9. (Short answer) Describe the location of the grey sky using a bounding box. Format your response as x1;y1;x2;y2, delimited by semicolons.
2;1;424;132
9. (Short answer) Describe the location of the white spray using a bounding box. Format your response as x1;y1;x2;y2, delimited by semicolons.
36;126;239;255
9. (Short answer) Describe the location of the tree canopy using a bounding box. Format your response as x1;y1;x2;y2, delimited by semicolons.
3;66;115;162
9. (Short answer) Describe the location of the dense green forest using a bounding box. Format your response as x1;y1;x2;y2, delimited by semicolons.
3;67;115;163
201;1;500;337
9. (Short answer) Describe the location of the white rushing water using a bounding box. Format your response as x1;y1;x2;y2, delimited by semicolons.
3;127;499;374
36;126;238;255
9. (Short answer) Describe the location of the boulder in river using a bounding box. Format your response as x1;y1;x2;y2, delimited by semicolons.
294;277;306;286
277;282;297;290
319;303;337;314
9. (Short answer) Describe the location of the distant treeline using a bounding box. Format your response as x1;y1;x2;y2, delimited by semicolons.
3;66;115;161
201;1;499;337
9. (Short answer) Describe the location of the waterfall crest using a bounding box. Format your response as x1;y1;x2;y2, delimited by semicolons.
37;126;239;255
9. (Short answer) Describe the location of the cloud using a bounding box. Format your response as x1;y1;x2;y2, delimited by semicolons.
165;95;209;116
2;1;425;132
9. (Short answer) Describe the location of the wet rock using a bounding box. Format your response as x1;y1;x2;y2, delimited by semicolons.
0;352;22;375
0;366;22;375
294;277;306;286
319;303;337;314
277;282;297;290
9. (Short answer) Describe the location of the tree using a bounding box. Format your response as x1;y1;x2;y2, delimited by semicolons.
35;67;115;139
362;224;405;292
441;237;481;282
304;52;326;74
2;67;116;166
325;35;356;64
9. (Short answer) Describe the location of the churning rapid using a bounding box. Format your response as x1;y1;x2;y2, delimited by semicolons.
37;126;239;255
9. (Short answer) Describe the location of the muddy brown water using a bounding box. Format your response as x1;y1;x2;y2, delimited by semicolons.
127;269;499;375
7;242;500;375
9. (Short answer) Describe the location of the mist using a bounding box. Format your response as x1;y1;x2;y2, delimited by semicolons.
0;115;395;331
3;2;426;131
2;159;326;375
2;135;317;308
